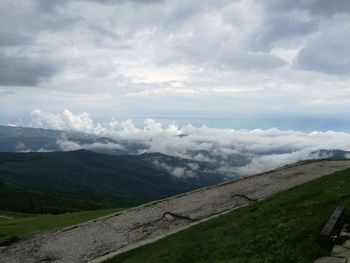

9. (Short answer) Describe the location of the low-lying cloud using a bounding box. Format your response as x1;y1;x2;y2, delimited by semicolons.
30;109;350;177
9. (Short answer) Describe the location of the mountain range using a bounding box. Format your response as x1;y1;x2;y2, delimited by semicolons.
0;149;225;209
1;125;349;214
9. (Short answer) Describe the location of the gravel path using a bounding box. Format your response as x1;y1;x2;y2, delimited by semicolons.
2;160;350;263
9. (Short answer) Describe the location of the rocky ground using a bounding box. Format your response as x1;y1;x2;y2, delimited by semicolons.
2;160;350;263
315;224;350;263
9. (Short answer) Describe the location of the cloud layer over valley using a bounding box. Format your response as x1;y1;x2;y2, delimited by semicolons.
28;109;350;177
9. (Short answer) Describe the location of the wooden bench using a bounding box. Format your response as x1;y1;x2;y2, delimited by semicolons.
320;206;345;250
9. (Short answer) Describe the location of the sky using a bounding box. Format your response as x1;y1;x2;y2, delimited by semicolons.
1;0;350;130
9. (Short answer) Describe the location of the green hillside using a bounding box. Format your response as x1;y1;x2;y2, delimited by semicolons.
0;150;221;207
0;208;123;246
106;167;350;263
0;182;110;214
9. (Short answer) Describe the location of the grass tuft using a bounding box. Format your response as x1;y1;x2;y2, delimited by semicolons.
0;208;123;244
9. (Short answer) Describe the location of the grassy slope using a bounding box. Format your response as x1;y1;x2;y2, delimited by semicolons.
106;167;350;263
0;182;111;214
0;150;203;206
0;208;123;245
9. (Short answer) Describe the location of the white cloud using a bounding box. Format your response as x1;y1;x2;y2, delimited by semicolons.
31;109;103;134
152;160;195;178
1;0;350;121
30;109;350;177
56;139;124;152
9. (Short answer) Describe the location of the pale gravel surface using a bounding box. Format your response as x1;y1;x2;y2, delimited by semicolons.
2;160;350;263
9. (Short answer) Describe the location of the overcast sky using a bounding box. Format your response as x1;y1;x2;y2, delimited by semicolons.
1;0;350;130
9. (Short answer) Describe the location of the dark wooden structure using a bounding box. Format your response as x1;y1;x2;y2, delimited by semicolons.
320;206;345;250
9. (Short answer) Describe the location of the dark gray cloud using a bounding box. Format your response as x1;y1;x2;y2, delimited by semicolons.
165;34;287;71
37;0;164;12
0;0;349;93
296;41;350;75
0;53;59;86
0;1;38;43
294;16;350;75
217;51;287;71
0;0;80;36
0;0;79;87
0;30;32;47
264;0;350;16
303;0;350;16
251;15;318;51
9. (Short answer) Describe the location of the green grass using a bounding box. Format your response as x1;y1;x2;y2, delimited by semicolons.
0;208;123;245
106;168;350;263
